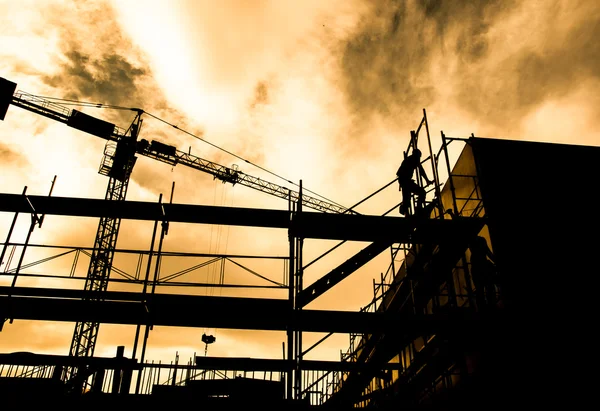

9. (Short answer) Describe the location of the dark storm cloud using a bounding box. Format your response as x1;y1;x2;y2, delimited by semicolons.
340;3;434;120
36;1;150;110
456;6;600;122
43;49;147;108
416;0;509;37
338;0;600;133
339;0;512;120
35;1;191;127
27;0;205;193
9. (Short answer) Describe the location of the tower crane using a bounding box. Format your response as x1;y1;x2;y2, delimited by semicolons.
0;77;355;389
0;79;352;214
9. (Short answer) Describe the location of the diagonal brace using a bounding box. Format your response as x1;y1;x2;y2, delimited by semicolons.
297;241;393;308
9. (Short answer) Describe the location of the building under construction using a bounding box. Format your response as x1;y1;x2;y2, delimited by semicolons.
0;77;596;409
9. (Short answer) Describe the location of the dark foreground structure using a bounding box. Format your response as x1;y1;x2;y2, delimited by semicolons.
321;136;599;410
1;81;597;409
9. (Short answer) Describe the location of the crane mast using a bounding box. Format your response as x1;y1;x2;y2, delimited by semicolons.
64;113;141;389
0;77;354;390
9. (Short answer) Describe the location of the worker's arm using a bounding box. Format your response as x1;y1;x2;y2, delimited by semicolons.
418;164;433;185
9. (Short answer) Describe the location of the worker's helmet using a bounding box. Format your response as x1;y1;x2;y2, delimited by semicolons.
413;148;421;157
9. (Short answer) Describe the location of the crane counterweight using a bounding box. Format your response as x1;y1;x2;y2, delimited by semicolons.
0;77;16;121
67;110;115;139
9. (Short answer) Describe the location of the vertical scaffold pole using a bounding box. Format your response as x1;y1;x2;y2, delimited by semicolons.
422;109;444;218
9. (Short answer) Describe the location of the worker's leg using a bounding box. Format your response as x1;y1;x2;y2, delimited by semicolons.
402;180;421;215
415;185;426;209
400;183;411;215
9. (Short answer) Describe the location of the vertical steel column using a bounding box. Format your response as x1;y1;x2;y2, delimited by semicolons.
408;130;418;214
1;186;27;330
0;186;26;272
294;181;304;400
441;132;475;308
287;190;295;400
11;176;55;287
135;184;173;394
10;209;38;287
8;177;55;325
132;194;161;394
151;182;174;299
111;345;125;394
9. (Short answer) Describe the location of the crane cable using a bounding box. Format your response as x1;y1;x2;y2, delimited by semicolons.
34;94;348;211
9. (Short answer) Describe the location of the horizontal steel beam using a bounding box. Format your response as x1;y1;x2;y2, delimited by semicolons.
0;353;400;373
0;193;483;242
0;352;138;369
193;356;403;372
0;193;289;229
0;287;465;334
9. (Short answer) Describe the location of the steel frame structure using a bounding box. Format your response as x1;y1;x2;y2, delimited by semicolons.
0;76;358;392
0;175;483;402
2;75;496;406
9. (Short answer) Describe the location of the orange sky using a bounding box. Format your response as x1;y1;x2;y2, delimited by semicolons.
1;0;599;364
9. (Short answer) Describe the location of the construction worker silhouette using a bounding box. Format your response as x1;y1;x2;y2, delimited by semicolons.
396;148;432;216
469;236;497;310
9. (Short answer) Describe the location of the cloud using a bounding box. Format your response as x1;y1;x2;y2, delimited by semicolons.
249;80;270;110
42;49;147;108
0;142;27;166
35;1;161;122
335;0;600;148
454;1;600;127
2;0;210;197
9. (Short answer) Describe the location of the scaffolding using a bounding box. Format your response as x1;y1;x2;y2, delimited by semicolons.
323;128;504;409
